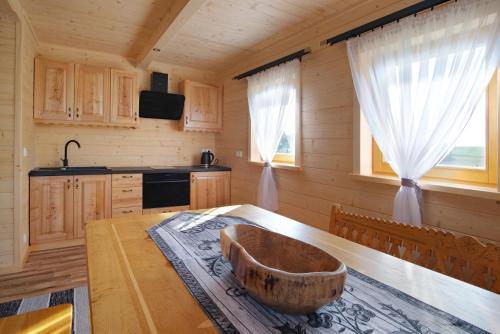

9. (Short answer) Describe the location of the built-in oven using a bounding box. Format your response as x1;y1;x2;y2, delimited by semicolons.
143;173;190;209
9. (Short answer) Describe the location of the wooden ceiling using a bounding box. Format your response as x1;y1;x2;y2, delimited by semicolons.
20;0;366;71
20;0;177;58
153;0;363;71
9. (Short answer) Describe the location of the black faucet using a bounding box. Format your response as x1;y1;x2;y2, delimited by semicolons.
62;140;81;167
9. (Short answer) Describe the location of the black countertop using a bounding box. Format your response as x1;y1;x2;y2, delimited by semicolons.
29;165;232;177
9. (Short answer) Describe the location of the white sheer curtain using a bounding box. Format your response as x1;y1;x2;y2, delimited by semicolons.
247;59;300;211
347;0;500;225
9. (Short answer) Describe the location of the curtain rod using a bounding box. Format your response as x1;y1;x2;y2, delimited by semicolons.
233;48;311;80
320;0;452;46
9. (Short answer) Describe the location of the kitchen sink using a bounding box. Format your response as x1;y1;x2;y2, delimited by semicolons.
38;166;109;171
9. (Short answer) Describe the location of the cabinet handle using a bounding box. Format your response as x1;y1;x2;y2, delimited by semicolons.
75;178;79;189
67;179;71;189
122;210;133;214
185;116;188;125
121;175;133;178
122;189;133;193
76;108;79;118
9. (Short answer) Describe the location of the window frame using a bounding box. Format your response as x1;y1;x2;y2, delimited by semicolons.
372;70;498;186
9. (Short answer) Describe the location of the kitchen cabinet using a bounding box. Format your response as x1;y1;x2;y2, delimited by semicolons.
190;171;230;210
74;64;110;123
34;58;74;121
30;175;111;248
29;176;74;245
34;57;137;128
111;174;142;217
180;80;222;132
110;69;138;125
74;175;111;239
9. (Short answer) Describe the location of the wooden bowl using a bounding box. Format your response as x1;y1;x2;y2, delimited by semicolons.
220;224;347;314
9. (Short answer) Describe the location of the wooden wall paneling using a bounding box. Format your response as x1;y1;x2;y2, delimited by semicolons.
215;27;500;243
32;44;217;168
34;58;74;120
0;12;16;268
29;176;74;245
74;64;110;123
73;175;111;239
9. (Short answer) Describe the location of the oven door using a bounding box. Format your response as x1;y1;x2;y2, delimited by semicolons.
143;173;190;209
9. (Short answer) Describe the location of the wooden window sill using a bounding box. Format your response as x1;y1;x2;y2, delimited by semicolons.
350;173;500;201
248;161;303;171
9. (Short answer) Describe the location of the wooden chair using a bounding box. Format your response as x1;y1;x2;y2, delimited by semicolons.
329;204;500;293
0;304;73;334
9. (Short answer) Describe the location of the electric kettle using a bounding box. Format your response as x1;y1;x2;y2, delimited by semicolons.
201;150;216;167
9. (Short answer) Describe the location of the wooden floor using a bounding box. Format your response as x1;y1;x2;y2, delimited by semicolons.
0;246;87;303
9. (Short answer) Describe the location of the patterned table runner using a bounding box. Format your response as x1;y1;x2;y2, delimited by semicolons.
148;212;488;334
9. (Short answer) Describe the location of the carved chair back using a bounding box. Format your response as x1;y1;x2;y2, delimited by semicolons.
329;205;500;293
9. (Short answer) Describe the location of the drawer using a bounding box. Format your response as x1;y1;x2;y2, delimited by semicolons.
112;186;142;208
142;205;190;215
112;174;142;188
112;206;142;218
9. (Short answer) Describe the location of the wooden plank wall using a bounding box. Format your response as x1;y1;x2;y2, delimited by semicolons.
18;14;38;266
0;12;16;267
216;29;500;243
32;44;217;167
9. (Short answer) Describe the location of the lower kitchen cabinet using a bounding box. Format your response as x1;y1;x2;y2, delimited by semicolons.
190;171;230;210
74;175;112;239
29;176;74;245
30;175;111;248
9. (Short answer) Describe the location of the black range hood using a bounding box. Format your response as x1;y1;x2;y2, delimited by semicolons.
139;72;185;120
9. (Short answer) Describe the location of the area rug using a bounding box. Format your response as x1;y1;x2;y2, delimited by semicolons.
148;212;489;334
0;286;90;334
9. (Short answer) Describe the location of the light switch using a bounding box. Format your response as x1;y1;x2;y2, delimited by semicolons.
235;150;243;159
23;147;28;157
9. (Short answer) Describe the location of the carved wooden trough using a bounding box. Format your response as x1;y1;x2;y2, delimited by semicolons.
220;224;347;314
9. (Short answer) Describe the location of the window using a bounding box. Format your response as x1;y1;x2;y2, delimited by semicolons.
372;70;498;185
272;107;297;164
247;61;301;168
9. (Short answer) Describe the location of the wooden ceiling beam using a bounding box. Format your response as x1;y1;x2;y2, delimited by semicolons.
135;0;207;69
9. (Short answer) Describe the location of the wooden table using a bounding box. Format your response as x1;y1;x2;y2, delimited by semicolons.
86;205;500;333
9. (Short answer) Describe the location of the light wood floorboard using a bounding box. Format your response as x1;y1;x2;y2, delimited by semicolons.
0;245;87;303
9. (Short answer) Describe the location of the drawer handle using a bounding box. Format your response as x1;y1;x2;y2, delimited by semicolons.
121;175;133;178
122;189;133;193
122;210;133;214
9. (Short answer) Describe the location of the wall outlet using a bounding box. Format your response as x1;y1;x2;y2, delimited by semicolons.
23;147;28;157
235;150;243;159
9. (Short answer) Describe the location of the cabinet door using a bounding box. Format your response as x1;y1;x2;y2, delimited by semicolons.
30;176;74;245
75;64;110;123
181;81;222;131
110;69;138;125
34;58;74;120
74;175;111;239
190;172;230;210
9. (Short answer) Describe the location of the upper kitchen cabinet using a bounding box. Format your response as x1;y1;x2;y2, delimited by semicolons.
34;58;74;121
110;69;138;125
74;64;110;123
34;57;138;128
180;80;222;132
